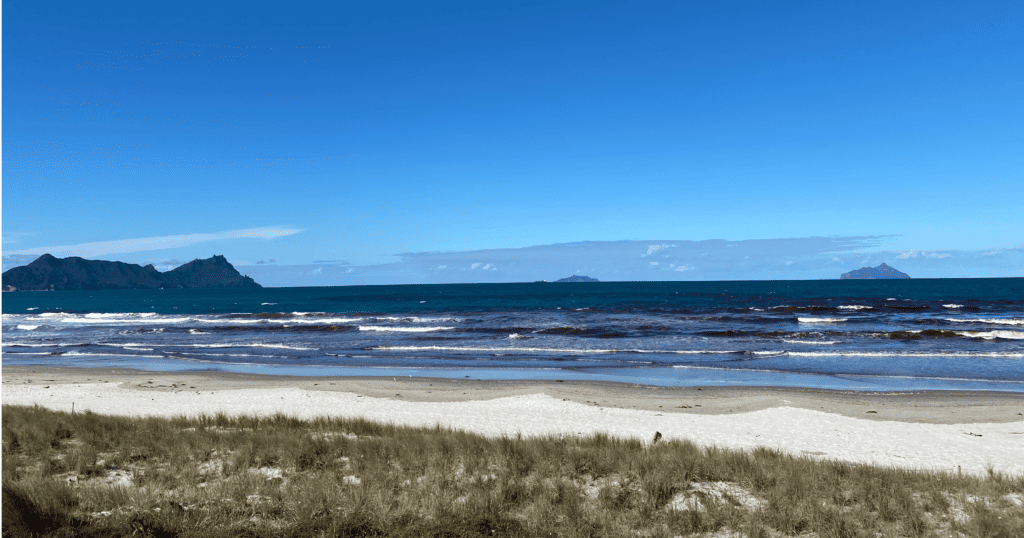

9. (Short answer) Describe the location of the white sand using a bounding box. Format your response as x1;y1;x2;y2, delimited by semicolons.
4;382;1023;477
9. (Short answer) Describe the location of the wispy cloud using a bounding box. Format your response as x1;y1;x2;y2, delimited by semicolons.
1;231;39;246
3;226;302;258
895;249;956;260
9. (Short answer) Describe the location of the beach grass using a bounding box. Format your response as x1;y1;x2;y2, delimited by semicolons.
3;404;1023;538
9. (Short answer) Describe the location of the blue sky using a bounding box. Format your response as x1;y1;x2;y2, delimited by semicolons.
3;1;1022;285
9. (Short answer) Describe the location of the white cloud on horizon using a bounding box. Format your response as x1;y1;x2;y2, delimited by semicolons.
895;249;956;260
3;226;303;258
641;244;673;257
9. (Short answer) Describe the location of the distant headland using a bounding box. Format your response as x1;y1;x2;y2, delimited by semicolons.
840;263;910;280
554;275;600;282
1;254;262;291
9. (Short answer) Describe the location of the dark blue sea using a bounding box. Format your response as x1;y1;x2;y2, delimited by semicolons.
3;279;1023;391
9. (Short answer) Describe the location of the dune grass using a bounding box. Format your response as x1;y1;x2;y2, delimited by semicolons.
3;404;1022;538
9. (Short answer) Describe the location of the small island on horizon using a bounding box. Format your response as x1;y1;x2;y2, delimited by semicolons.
554;275;600;282
1;254;261;291
840;263;910;280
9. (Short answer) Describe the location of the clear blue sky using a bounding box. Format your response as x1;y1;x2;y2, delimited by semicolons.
4;1;1022;284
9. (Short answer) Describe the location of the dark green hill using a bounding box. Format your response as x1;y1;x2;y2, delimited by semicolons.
2;254;261;291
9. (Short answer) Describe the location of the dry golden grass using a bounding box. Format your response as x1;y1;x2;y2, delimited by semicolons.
3;404;1022;537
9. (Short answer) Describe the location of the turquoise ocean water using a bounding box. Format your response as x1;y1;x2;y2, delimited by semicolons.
3;279;1023;391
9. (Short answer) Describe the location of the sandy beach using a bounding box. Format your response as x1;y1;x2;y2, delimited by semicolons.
4;366;1023;477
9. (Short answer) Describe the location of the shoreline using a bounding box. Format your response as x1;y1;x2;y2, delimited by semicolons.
5;365;1023;425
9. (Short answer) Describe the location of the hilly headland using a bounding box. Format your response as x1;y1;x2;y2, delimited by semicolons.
1;254;261;291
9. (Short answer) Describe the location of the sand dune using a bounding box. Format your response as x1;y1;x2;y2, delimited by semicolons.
3;374;1022;477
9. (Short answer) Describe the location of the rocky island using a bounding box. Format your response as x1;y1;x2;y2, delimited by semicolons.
1;254;262;291
555;275;600;282
840;263;910;280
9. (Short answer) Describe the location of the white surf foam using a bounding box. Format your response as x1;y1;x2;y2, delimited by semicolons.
111;342;318;351
37;314;192;324
16;325;40;331
196;318;263;324
178;343;317;351
653;350;736;354
60;351;165;359
797;317;849;323
372;345;616;353
957;330;1024;340
282;317;364;324
943;304;964;309
789;351;1023;358
358;326;454;332
371;345;736;355
374;316;462;323
249;343;318;350
196;317;364;325
782;340;838;345
178;352;288;359
945;318;1024;326
837;305;871;310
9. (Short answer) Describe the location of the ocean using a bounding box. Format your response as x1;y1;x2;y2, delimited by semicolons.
3;279;1022;392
